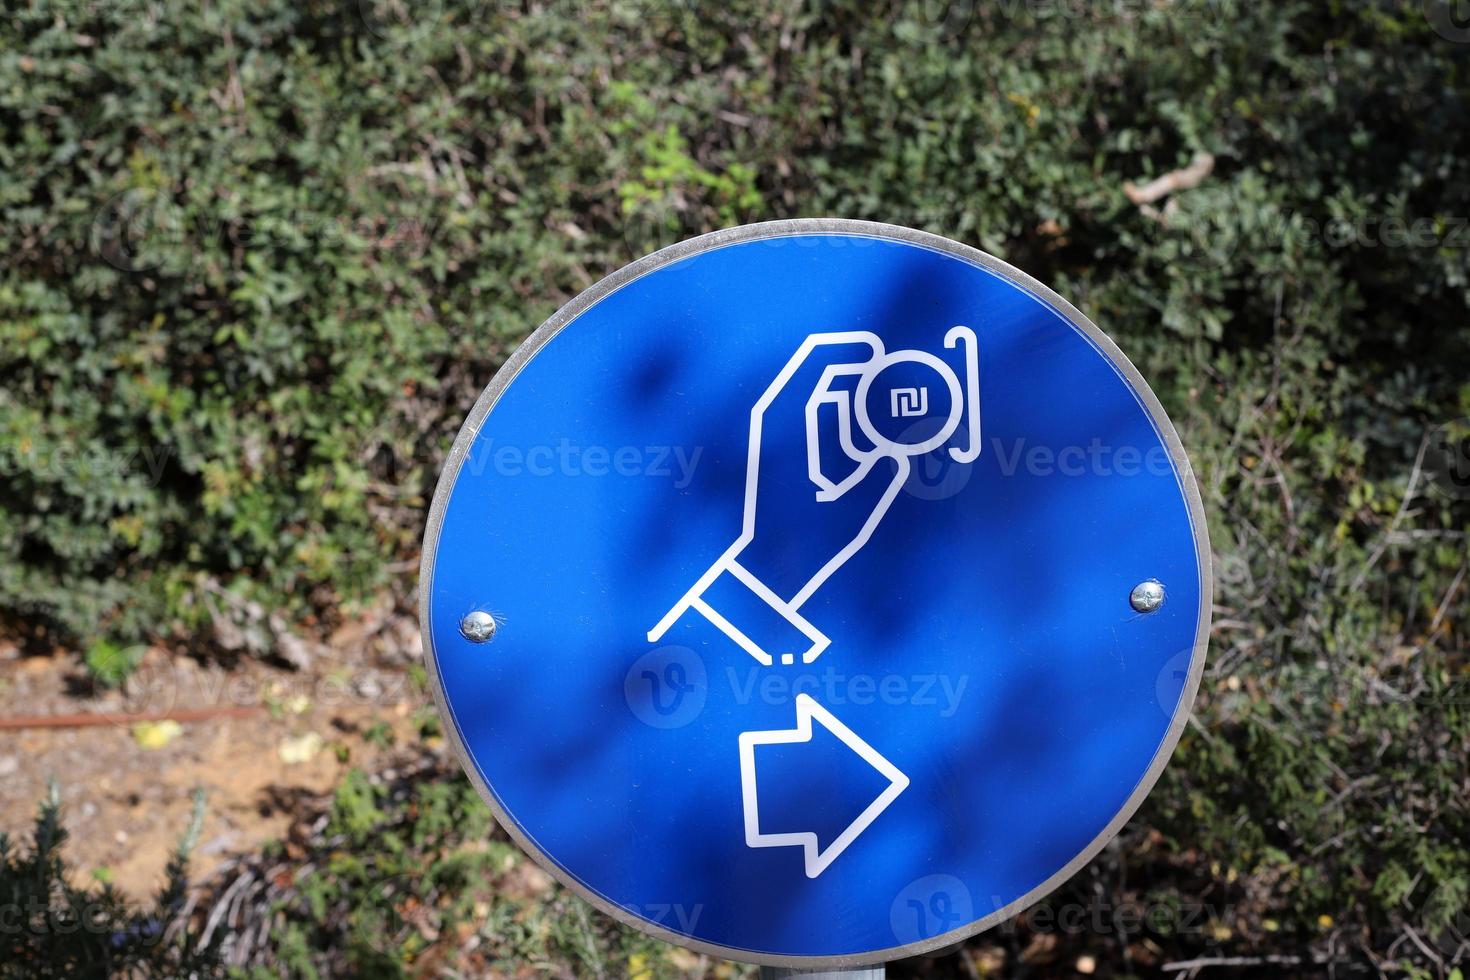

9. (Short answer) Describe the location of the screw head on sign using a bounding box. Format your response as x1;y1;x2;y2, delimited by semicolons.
1130;580;1165;613
460;610;497;643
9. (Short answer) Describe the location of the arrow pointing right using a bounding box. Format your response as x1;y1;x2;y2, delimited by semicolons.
738;693;909;878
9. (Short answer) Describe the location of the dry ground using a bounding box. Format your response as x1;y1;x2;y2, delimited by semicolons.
1;626;430;902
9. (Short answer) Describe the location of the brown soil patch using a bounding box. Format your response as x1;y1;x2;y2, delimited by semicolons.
1;641;431;901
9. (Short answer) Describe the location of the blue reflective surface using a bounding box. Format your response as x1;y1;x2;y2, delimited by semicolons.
428;234;1204;958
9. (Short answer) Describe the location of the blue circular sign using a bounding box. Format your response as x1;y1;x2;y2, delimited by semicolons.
421;220;1210;967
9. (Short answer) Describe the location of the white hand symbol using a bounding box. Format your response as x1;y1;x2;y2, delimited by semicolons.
649;328;979;665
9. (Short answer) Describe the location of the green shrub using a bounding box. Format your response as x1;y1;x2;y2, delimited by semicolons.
212;756;727;979
2;0;1467;971
0;785;221;979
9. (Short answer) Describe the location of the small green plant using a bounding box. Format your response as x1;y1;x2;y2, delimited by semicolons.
82;640;143;688
619;124;764;226
0;785;221;979
362;721;396;749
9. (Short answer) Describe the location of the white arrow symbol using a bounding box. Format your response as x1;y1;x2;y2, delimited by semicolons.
738;693;910;878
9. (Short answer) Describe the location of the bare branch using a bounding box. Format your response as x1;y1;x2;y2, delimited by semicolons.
1125;152;1216;206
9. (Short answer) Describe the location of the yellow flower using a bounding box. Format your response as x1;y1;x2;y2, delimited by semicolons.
132;720;183;750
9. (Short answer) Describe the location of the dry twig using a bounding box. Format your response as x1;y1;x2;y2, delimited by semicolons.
1125;152;1216;206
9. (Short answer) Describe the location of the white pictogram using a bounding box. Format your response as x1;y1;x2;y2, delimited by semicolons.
890;387;928;417
648;327;980;666
738;694;910;878
648;327;978;876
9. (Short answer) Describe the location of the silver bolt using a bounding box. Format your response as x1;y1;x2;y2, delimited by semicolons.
460;610;497;643
1130;579;1165;613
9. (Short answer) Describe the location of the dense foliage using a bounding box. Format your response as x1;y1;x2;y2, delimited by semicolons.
3;0;1468;974
204;752;702;979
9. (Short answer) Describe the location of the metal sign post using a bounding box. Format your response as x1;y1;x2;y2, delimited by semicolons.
421;219;1210;970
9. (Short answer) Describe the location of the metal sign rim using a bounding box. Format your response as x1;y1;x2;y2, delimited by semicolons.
417;217;1213;968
